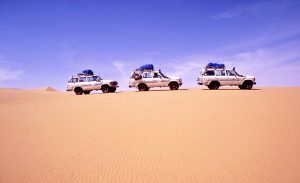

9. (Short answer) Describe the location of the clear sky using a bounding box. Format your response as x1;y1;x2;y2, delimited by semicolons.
0;0;300;91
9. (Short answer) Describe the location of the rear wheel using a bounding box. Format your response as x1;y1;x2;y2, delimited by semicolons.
169;82;179;90
242;81;253;89
74;88;83;95
102;85;110;93
109;87;116;93
238;85;243;89
138;84;148;91
208;82;220;90
84;91;90;95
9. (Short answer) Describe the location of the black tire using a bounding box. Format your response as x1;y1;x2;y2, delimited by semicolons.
109;87;116;93
145;87;150;91
208;82;220;90
84;91;90;95
138;83;148;91
242;81;253;89
102;85;110;93
169;82;179;90
238;85;243;89
74;87;83;95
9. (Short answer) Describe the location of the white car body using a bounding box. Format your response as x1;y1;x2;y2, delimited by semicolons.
67;75;118;95
197;68;256;89
129;70;182;91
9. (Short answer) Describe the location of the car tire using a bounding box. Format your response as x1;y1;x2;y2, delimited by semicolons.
169;82;179;90
109;87;116;93
208;82;219;90
138;83;148;91
242;81;253;89
102;85;110;93
84;91;90;95
74;87;83;95
238;85;243;89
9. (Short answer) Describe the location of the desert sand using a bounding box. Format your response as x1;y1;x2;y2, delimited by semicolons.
0;87;299;183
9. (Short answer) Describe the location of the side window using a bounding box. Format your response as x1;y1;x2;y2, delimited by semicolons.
79;77;87;82
87;77;94;82
205;70;215;76
215;70;225;76
68;78;78;83
93;76;101;81
226;70;235;76
143;72;152;78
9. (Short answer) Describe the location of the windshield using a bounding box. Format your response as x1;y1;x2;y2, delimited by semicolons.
233;70;244;77
93;76;102;81
159;70;169;79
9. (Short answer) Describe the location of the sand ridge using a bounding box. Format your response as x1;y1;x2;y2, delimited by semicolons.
0;87;300;183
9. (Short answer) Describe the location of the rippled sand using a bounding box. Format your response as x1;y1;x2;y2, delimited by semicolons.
0;87;299;183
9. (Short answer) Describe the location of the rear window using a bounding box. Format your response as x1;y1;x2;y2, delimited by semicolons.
68;78;79;83
204;70;215;76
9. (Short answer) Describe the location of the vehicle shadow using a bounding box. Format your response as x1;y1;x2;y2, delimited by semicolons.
134;88;189;92
201;88;261;90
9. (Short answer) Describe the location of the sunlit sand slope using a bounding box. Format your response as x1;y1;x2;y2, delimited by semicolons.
0;87;299;183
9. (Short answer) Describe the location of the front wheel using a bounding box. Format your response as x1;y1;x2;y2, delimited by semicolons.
109;87;116;93
169;82;179;90
241;81;253;89
102;85;110;93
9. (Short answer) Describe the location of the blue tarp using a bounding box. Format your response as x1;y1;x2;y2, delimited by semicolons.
139;64;154;71
82;69;94;75
206;63;225;69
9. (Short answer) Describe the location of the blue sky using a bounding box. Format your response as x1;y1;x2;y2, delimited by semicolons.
0;0;300;90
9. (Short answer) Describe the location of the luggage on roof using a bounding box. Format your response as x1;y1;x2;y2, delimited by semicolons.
206;63;225;69
139;64;154;71
82;69;94;75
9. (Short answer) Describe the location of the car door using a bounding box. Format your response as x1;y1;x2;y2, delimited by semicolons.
92;76;103;90
86;76;98;90
225;70;239;85
142;72;154;87
152;73;165;87
215;70;226;85
78;76;92;90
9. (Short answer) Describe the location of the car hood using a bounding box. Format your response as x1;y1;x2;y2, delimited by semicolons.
169;76;181;80
245;75;255;79
102;80;117;83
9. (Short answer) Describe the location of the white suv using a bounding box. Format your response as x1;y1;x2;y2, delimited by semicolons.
67;74;118;95
197;67;256;89
129;70;182;91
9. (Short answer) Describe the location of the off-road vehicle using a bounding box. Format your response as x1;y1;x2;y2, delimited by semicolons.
67;73;118;95
129;66;182;91
197;64;256;90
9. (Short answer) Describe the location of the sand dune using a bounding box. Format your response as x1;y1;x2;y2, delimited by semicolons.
0;87;299;183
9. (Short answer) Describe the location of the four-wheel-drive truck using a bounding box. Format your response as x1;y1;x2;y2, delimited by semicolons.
67;73;118;95
197;64;256;90
129;68;182;91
